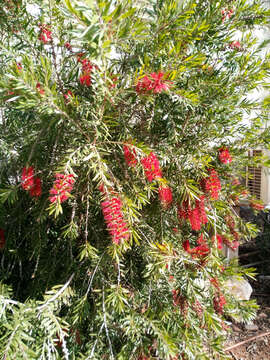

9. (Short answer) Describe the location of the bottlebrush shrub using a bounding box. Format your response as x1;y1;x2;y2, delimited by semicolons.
21;166;42;197
0;0;269;359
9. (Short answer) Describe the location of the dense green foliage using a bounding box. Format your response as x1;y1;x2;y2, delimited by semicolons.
1;0;270;359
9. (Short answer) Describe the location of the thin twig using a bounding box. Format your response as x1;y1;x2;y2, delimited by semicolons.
37;273;74;311
239;250;260;258
117;261;121;286
242;259;270;268
225;331;270;351
85;191;90;243
85;253;104;297
102;286;114;359
87;323;105;359
229;351;238;360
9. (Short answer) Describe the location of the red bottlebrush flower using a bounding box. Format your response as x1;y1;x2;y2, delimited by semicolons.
0;229;5;249
29;177;42;197
150;72;170;93
225;215;235;230
192;300;203;318
158;186;173;208
221;8;234;22
109;76;117;89
183;240;191;253
183;235;209;258
64;90;73;103
177;201;191;220
98;183;106;194
76;53;85;62
64;42;72;50
250;200;264;211
222;236;239;251
38;24;52;44
241;189;249;197
188;207;201;231
81;58;93;73
213;293;226;314
172;290;188;315
22;166;35;190
231;230;240;241
49;174;75;204
193;234;210;256
215;234;223;250
141;152;162;182
101;196;129;244
210;278;220;290
196;196;208;225
230;41;241;50
218;147;232;164
202;169;221;200
230;241;239;250
123;145;137;167
16;62;22;70
178;197;207;231
79;73;91;86
136;76;153;93
219;265;225;272
79;58;93;86
36;82;45;95
136;72;171;94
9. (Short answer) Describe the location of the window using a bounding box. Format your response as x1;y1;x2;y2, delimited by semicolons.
246;150;262;200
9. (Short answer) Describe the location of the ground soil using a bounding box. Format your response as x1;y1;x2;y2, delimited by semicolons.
224;240;270;360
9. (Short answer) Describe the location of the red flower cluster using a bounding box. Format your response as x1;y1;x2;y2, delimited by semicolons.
123;145;138;167
218;147;232;164
210;278;220;290
49;174;75;203
29;177;42;197
220;234;239;251
36;82;45;95
213;293;226;314
241;189;249;197
172;290;188;316
183;234;210;258
78;58;93;86
158;186;173;208
221;8;234;22
22;167;42;197
64;42;72;50
101;196;129;244
22;166;34;190
64;90;73;103
178;196;208;231
230;41;241;50
192;300;203;318
202;169;221;200
225;215;240;244
136;72;170;94
0;229;5;249
38;24;52;44
249;199;264;211
214;234;223;250
141;152;162;182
